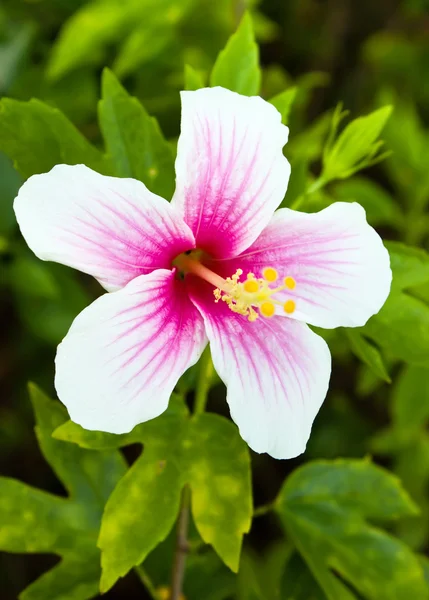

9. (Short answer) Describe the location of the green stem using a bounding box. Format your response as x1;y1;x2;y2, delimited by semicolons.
194;347;214;415
134;565;158;599
253;503;275;517
170;485;191;600
169;349;213;599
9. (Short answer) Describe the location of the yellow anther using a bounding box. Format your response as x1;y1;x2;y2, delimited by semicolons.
284;299;296;314
244;279;259;293
260;301;275;318
284;276;296;290
263;267;278;282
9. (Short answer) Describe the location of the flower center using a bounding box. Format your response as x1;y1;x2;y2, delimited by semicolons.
174;252;297;322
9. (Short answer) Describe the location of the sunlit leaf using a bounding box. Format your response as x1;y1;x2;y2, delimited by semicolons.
55;409;252;588
0;98;109;179
98;68;175;199
322;106;392;182
269;87;297;125
210;12;261;96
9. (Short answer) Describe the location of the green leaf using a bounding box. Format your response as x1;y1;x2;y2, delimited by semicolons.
184;64;206;91
361;242;429;365
113;25;173;78
0;151;21;235
281;553;325;600
0;98;109;179
386;242;429;291
98;68;175;199
185;414;252;572
392;366;429;430
56;409;252;587
276;459;426;600
210;12;261;96
269;87;297;125
0;384;126;600
322;106;392;182
47;0;135;80
333;176;403;228
345;329;391;383
364;292;429;365
9;262;91;345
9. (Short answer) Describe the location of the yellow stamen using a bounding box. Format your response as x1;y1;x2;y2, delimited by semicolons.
260;301;275;317
284;276;296;290
263;267;278;282
284;299;296;314
173;253;298;323
244;279;259;293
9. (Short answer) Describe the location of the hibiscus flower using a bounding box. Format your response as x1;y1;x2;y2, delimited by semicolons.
14;87;391;459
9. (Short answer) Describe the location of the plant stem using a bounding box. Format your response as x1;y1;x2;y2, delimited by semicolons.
170;485;191;600
253;503;275;517
134;565;158;599
169;349;213;599
194;347;214;415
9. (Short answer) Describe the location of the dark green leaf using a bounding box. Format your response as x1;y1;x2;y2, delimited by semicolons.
333;176;403;228
210;12;260;96
281;553;325;600
364;291;429;365
276;459;425;600
98;68;175;199
345;329;391;383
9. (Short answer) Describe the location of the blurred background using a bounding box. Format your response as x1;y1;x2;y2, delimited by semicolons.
1;0;429;598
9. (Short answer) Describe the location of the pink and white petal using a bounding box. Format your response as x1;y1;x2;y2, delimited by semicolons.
172;87;290;258
187;278;331;459
55;269;207;433
212;202;392;329
14;164;195;291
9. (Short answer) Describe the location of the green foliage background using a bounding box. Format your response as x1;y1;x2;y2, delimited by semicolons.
1;0;429;598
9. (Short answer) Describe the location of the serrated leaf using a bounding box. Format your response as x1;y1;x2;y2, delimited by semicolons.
185;414;252;572
210;12;260;96
322;106;392;182
98;69;175;199
56;408;252;587
345;329;391;383
0;98;109;179
269;87;297;125
276;459;426;600
0;385;126;600
184;64;206;91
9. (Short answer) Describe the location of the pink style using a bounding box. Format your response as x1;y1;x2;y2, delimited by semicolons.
14;87;392;459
